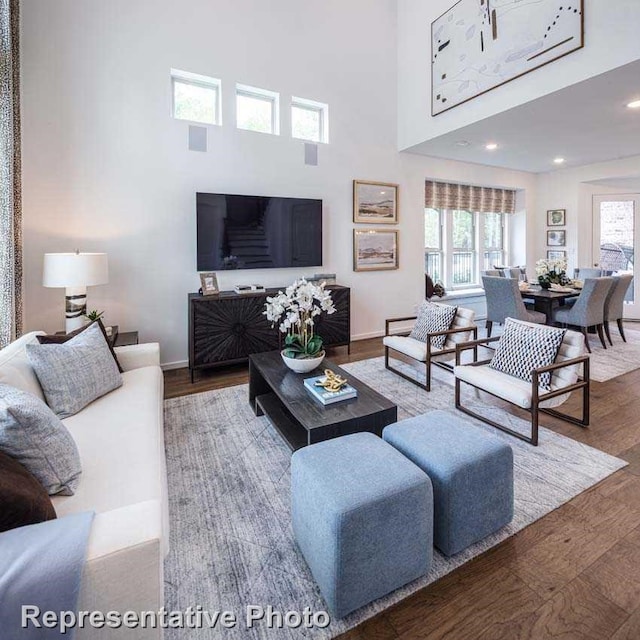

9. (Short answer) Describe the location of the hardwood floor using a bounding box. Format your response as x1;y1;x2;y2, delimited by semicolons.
163;330;640;639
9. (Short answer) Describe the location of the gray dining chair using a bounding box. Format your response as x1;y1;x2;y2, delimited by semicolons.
482;276;546;336
603;273;633;344
552;277;615;352
574;267;603;280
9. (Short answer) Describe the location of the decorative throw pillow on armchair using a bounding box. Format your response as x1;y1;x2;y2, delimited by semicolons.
489;318;566;389
26;321;123;419
410;302;458;350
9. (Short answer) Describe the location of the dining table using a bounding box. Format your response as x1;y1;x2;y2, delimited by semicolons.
520;285;581;324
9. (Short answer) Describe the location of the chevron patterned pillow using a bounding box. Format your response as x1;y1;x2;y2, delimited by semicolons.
489;319;566;390
410;302;457;350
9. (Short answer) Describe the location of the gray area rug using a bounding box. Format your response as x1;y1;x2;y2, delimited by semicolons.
164;358;626;639
586;327;640;382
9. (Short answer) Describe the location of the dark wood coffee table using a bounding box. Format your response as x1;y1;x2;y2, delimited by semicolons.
249;351;397;451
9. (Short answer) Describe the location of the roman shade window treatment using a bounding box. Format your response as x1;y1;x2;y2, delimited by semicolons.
425;181;516;215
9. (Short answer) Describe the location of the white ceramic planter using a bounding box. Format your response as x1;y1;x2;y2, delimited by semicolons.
281;350;325;374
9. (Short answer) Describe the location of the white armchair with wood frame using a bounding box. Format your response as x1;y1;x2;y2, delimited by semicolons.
453;320;590;446
384;305;477;391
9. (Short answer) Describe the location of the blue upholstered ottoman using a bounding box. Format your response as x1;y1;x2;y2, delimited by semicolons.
291;432;433;619
383;410;513;556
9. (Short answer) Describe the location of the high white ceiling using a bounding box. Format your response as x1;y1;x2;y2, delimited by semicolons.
405;60;640;174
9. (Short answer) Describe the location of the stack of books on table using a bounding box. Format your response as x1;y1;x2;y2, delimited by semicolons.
303;376;358;405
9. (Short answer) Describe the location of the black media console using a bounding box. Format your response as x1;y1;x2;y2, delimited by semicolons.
188;285;351;381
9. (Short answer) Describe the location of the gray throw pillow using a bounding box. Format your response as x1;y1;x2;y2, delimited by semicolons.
26;321;123;419
0;383;81;495
410;302;458;350
489;318;566;390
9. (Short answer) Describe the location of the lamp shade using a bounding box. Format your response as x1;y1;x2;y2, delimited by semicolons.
43;253;109;288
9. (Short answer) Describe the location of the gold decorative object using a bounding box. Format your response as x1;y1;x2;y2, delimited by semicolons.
315;369;348;393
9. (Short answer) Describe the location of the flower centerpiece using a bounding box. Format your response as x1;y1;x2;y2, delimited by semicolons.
535;258;570;289
264;278;336;373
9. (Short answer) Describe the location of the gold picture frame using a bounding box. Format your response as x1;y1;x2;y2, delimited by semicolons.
199;272;220;296
353;180;399;224
353;229;399;272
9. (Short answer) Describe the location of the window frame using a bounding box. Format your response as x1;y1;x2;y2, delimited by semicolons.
171;69;222;126
424;207;443;283
235;83;280;135
426;208;508;290
481;211;507;272
291;96;329;143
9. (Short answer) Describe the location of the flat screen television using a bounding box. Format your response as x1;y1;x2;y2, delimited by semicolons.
196;192;323;271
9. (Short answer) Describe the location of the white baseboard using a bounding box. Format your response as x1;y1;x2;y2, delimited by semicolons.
161;360;189;371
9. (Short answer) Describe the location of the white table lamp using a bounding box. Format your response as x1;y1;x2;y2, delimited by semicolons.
43;252;109;332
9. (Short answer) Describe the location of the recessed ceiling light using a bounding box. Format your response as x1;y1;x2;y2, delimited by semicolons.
485;143;498;150
553;157;565;164
456;140;471;147
627;100;640;109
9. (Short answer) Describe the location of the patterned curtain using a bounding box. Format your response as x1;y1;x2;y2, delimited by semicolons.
0;0;22;347
425;181;516;215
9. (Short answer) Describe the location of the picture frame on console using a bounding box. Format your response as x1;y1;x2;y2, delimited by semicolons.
353;180;398;224
353;229;399;272
199;272;219;296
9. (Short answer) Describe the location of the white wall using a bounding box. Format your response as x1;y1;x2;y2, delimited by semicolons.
21;0;536;366
398;0;640;150
536;155;640;272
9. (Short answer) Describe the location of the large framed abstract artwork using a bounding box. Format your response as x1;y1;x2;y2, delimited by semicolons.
432;0;584;115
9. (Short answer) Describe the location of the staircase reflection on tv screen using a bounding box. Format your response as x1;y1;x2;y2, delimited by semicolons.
196;193;323;271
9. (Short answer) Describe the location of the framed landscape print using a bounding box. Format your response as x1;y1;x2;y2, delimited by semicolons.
353;181;398;224
353;229;398;272
547;250;567;261
547;209;566;226
547;230;566;247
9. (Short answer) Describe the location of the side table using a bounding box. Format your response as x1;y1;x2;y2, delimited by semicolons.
114;331;139;347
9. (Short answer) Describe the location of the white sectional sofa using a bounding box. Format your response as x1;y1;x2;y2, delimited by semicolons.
0;331;168;639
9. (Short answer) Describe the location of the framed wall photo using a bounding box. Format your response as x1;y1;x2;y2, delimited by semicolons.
547;209;566;226
547;230;566;247
353;229;399;272
199;272;219;296
547;250;567;261
353;180;398;224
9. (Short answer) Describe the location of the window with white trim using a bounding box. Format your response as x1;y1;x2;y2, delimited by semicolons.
425;209;507;289
236;84;279;135
424;208;443;282
291;97;328;143
171;69;221;126
425;181;513;290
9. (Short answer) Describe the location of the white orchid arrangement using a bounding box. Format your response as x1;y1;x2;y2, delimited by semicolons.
535;258;570;286
264;279;336;359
